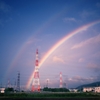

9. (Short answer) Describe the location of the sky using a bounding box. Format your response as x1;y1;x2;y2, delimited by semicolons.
0;0;100;90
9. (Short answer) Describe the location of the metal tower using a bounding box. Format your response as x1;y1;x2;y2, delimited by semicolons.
17;72;20;91
60;72;63;88
7;79;10;88
31;49;40;92
46;79;49;88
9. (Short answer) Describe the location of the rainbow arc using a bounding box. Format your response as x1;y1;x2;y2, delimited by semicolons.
26;20;100;89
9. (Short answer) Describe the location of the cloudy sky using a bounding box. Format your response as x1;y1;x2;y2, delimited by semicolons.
0;0;100;89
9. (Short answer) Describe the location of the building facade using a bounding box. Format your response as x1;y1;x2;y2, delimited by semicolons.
83;86;100;93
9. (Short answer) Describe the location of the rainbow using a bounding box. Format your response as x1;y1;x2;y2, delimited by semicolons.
4;9;64;79
26;20;100;89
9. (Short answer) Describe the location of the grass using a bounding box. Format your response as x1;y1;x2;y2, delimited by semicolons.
0;92;100;98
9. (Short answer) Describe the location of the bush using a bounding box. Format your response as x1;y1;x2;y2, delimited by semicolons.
43;88;69;92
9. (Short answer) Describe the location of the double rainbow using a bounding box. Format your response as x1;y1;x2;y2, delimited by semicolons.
26;20;100;89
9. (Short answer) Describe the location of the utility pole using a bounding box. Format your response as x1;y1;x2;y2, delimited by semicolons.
17;72;20;92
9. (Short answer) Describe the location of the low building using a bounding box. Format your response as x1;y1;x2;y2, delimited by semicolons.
69;88;78;92
83;87;94;92
0;88;5;93
83;86;100;93
94;86;100;93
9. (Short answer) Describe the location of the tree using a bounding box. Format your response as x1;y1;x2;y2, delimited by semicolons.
5;88;14;93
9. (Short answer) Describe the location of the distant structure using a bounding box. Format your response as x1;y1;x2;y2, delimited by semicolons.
31;49;40;92
7;79;10;88
17;72;20;91
46;79;49;88
60;72;63;88
14;79;16;90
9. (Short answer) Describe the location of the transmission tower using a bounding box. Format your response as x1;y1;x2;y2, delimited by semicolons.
46;79;49;88
17;72;20;91
31;49;40;92
60;72;63;88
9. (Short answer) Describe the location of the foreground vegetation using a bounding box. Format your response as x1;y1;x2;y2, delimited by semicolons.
1;88;100;99
0;92;100;98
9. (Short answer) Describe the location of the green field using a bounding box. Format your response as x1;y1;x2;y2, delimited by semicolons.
0;92;100;99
